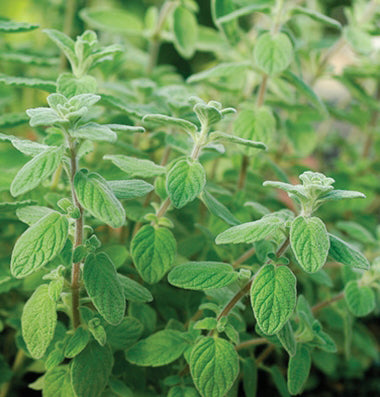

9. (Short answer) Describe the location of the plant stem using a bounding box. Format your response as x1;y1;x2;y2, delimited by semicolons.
69;141;83;329
0;350;25;397
311;291;344;313
232;246;256;268
255;344;275;365
235;337;269;351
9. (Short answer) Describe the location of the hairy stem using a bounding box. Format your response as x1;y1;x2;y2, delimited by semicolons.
235;337;269;351
69;142;83;328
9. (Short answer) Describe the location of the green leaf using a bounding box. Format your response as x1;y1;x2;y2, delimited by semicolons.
88;318;107;346
215;214;284;244
57;73;97;97
11;146;64;196
64;326;90;358
83;253;125;325
0;112;29;128
194;102;223;127
168;386;199;397
168;262;238;290
11;211;69;278
216;4;270;23
118;274;153;303
173;6;198;58
328;234;369;270
187;62;251;84
26;107;61;127
211;0;240;45
0;132;49;156
131;225;176;284
287;345;311;395
104;154;165;178
0;18;38;33
143;114;197;136
44;29;77;68
209;131;267;150
0;74;56;92
71;342;113;397
200;190;239;226
344;280;375;317
270;366;291;397
43;365;74;397
243;358;257;397
250;264;296;335
69;122;117;142
22;284;57;359
126;330;189;367
106;317;143;350
277;321;297;357
190;336;239;397
167;159;206;208
317;189;366;203
74;170;125;228
108;179;154;200
109;378;134;397
254;32;293;76
16;205;54;225
292;6;342;30
290;216;329;273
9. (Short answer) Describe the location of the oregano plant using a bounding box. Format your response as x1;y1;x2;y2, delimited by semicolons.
0;0;379;396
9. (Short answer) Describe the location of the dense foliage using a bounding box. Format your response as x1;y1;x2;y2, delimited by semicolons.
0;0;379;396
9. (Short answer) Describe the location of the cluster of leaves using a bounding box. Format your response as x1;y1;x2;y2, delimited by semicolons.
0;1;379;397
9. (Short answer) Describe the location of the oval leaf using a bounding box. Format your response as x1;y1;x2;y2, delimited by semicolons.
250;264;296;335
83;253;125;325
43;365;74;397
168;261;238;290
344;280;375;317
173;6;198;58
11;211;69;278
290;216;329;273
287;345;311;395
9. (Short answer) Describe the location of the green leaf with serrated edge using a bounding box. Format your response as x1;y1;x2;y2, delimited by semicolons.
277;321;296;357
57;73;97;97
0;19;38;33
143;114;197;135
209;132;267;150
44;29;77;67
167;159;206;208
254;32;293;76
64;326;90;358
83;253;125;325
328;234;369;270
173;6;198;58
108;179;154;200
190;336;239;397
126;330;189;367
11;146;63;196
287;345;311;395
0;132;49;156
317;189;366;203
200;190;239;226
0;74;56;92
282;71;327;115
104;154;165;178
215;215;284;244
69;122;117;142
118;274;153;303
292;6;342;30
251;264;296;335
74;170;125;228
11;211;69;278
22;284;57;359
168;386;199;397
105;317;143;350
344;280;375;317
243;358;257;397
71;342;113;397
168;262;238;290
16;205;54;225
290;216;329;273
131;225;176;284
43;365;74;397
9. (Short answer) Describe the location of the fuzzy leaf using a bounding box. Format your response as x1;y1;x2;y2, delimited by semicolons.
168;262;238;290
317;189;366;203
131;225;176;284
43;365;74;397
69;122;117;142
287;345;311;395
71;342;113;397
104;154;165;178
118;274;153;303
250;264;296;335
200;190;239;226
16;205;54;225
167;159;206;208
126;330;189;367
143;113;197;135
74;170;125;228
106;317;143;350
277;321;296;357
108;179;154;200
173;6;198;58
209;132;267;150
0;74;56;92
292;6;341;30
344;280;375;317
83;253;125;325
0;133;49;156
11;211;69;278
290;216;329;273
329;234;369;270
44;29;77;67
64;327;90;358
22;284;57;359
190;336;239;397
11;146;63;196
0;18;38;33
254;32;293;76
